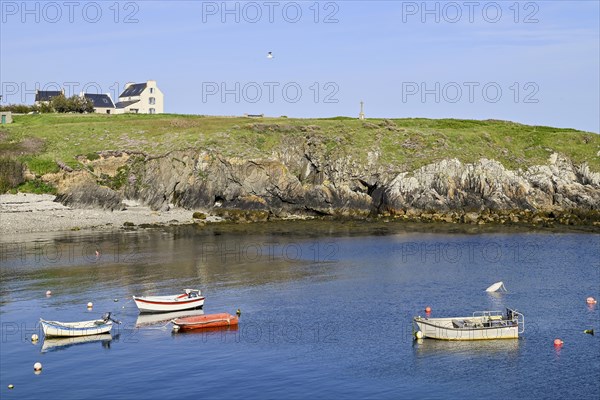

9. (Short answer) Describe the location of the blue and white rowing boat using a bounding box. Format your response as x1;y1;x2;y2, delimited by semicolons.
40;313;119;337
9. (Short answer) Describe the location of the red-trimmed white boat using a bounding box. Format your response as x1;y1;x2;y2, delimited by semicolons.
133;289;205;313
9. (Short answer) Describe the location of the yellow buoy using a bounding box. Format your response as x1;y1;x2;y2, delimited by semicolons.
46;290;52;296
415;331;424;339
31;334;39;342
8;384;14;389
33;362;42;371
87;302;93;308
236;309;241;317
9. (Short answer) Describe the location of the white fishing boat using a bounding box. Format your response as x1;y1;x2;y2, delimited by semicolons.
413;309;524;340
133;289;205;313
40;313;119;337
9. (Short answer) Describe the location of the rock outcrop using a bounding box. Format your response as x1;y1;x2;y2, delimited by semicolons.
378;155;600;214
52;146;600;223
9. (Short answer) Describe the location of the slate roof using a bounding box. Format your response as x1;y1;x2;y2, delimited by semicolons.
35;91;62;102
83;93;115;108
119;83;147;98
115;100;140;109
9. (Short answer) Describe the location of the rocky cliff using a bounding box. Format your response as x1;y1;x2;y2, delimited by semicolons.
48;140;600;225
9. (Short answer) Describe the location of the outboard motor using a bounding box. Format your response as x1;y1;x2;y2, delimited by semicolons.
506;309;514;320
102;312;121;324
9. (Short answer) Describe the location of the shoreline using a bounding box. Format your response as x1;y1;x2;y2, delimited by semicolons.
0;193;212;235
1;193;599;236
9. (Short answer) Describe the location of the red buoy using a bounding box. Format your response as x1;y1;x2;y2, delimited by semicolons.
554;338;563;347
425;306;431;314
586;297;597;304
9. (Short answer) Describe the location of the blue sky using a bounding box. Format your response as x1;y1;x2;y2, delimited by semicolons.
1;0;599;132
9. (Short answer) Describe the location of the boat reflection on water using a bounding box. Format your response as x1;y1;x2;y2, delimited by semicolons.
41;333;113;353
485;291;507;311
135;309;205;328
171;324;239;337
413;337;521;357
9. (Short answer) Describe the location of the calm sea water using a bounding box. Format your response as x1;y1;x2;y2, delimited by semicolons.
1;222;599;399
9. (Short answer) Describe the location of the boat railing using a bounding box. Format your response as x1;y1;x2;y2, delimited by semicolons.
472;310;504;318
472;310;524;333
512;310;525;334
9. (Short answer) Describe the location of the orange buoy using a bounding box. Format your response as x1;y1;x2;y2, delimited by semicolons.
586;297;597;304
554;338;563;347
425;306;431;313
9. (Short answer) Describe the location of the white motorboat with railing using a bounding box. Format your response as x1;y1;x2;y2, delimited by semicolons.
413;308;524;340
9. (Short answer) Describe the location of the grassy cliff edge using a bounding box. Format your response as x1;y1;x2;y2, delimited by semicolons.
1;114;598;179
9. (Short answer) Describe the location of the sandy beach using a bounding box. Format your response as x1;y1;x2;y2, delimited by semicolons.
0;193;210;234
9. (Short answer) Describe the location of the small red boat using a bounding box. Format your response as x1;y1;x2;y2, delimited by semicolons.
171;313;239;331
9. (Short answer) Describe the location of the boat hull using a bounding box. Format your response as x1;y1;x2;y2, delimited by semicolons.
414;316;519;340
172;313;239;331
40;319;113;337
133;294;205;313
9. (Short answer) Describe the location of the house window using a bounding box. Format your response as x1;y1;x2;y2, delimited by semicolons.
149;97;156;105
149;108;156;114
150;88;154;94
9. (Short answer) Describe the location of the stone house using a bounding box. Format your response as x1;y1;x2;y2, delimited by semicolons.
114;80;164;114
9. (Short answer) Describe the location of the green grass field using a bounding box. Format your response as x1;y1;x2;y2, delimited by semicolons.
1;113;598;176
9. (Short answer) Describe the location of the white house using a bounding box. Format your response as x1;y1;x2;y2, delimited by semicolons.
114;80;164;114
82;93;116;114
34;89;65;106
